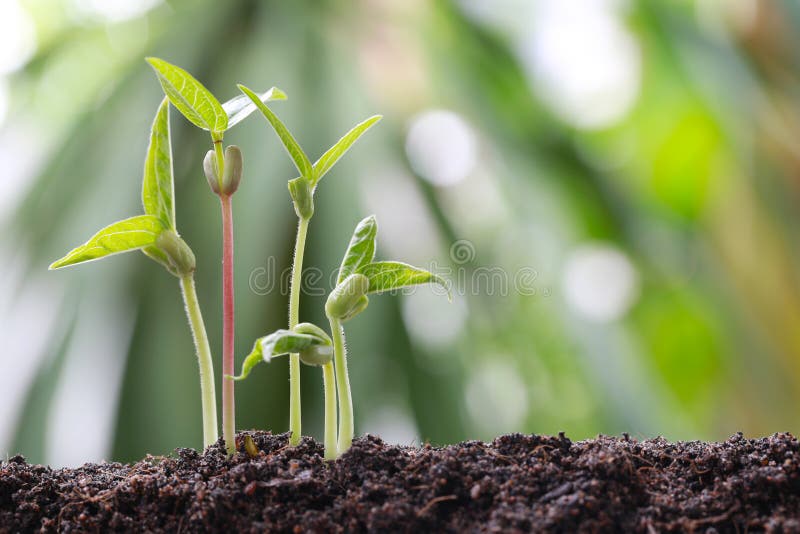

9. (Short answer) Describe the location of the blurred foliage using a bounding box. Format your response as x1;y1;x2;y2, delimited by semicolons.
3;0;800;465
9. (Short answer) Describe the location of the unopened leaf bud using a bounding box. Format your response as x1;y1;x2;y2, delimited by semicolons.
156;230;196;277
288;177;314;220
326;273;370;321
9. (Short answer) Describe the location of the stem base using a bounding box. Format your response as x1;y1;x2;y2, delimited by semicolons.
329;316;353;456
179;275;218;447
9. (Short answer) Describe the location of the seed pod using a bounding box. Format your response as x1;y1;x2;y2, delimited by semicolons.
299;344;333;366
292;322;333;366
203;150;221;195
156;230;196;277
325;273;370;321
288;177;314;220
340;295;369;323
221;145;243;195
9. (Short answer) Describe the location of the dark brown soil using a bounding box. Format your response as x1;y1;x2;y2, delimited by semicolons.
2;431;800;533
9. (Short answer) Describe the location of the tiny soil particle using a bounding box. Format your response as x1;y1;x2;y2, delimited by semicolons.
2;431;800;532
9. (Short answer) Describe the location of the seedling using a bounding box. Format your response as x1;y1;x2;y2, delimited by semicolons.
325;215;449;455
50;57;443;461
52;57;286;454
145;58;286;454
238;83;381;446
232;323;337;459
49;98;220;447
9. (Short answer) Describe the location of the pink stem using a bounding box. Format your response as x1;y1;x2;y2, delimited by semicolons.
221;194;236;454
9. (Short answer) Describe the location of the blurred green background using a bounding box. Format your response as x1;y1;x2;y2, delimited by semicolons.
1;0;799;466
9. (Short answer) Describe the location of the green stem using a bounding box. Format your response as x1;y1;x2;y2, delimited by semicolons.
288;217;309;446
214;140;225;189
179;274;218;447
322;361;337;461
329;316;353;455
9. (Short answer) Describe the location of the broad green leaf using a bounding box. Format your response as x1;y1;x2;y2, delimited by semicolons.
238;84;312;180
261;329;330;362
293;322;332;342
141;98;175;229
222;87;287;130
312;115;382;185
146;57;227;133
359;261;450;297
50;215;164;270
232;328;330;380
337;215;377;284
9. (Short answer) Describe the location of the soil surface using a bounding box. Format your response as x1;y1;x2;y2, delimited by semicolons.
2;431;800;532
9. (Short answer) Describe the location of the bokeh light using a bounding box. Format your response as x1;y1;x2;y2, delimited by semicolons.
405;110;479;187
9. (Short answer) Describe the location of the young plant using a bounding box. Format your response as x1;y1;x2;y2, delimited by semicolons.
326;215;449;455
238;83;381;446
145;57;286;454
49;98;220;448
231;323;338;459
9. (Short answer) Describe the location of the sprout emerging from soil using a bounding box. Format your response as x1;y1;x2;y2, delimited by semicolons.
53;57;291;455
231;323;337;459
49;98;220;448
145;57;286;454
237;84;381;447
48;57;444;460
326;215;450;456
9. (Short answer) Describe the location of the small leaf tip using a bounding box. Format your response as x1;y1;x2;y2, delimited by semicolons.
270;87;288;100
435;275;453;301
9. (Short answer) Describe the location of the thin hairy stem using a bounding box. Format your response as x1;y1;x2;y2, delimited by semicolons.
329;316;353;455
322;361;337;460
288;217;309;446
179;274;218;447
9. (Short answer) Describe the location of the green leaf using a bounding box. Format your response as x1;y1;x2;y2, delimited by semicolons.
312;115;382;185
359;261;450;297
238;84;312;180
50;215;164;270
232;328;331;380
222;87;287;130
233;340;265;382
337;215;377;284
141;98;175;229
146;57;227;133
